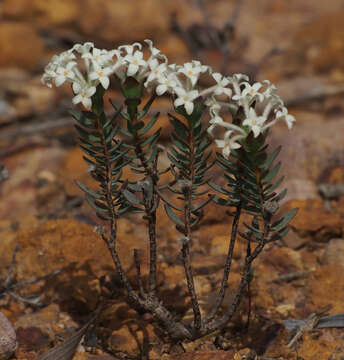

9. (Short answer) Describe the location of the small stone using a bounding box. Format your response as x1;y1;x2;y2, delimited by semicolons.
321;238;344;266
275;304;295;317
0;312;17;360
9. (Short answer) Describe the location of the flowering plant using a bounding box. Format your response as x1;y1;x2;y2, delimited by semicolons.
42;40;297;343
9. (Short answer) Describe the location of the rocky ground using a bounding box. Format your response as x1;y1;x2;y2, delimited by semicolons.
1;0;344;359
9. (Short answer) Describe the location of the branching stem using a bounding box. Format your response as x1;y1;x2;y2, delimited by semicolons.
206;203;242;322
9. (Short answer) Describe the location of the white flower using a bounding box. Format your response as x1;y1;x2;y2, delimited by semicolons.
155;73;177;95
242;108;266;137
145;59;167;84
55;61;76;87
275;107;296;129
73;42;94;54
82;48;105;65
191;60;209;73
241;82;264;102
119;42;142;56
72;86;96;109
228;73;249;92
174;87;199;115
144;39;160;57
59;50;76;65
178;62;205;87
215;130;242;159
124;50;147;76
212;73;232;97
263;82;277;98
89;62;113;89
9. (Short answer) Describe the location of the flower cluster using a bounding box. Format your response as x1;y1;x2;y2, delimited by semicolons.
41;40;295;158
204;75;296;157
41;40;164;109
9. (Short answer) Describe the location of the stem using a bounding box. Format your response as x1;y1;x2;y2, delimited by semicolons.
181;126;202;332
206;203;242;322
203;229;266;334
134;249;146;298
245;238;252;330
127;98;159;296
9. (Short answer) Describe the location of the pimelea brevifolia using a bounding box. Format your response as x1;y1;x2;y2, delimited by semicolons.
42;40;297;343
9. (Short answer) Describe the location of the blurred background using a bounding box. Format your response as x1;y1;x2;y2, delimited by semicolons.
1;1;344;358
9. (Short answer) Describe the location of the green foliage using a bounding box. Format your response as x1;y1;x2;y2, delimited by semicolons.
163;109;214;234
213;135;297;244
71;86;129;220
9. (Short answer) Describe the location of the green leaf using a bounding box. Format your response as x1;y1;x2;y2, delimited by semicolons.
157;190;182;211
139;112;159;136
274;188;287;202
138;93;157;119
168;113;189;139
270;208;297;231
122;189;141;205
85;195;109;213
164;203;184;226
213;195;229;206
171;133;189;153
262;146;281;171
208;182;231;195
267;226;290;242
140;129;161;147
76;181;102;200
244;222;264;234
105;125;120;144
264;176;284;195
120;128;134;138
262;162;281;185
191;195;214;213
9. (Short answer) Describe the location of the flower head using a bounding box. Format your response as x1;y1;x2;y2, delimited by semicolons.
242;108;266;137
212;73;232;97
174;87;199;115
72;85;96;109
276;107;296;129
215;130;242;159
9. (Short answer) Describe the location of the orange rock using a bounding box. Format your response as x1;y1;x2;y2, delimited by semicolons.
108;323;157;358
78;0;177;44
2;0;35;18
283;199;343;241
33;0;81;26
263;324;295;359
0;22;44;70
0;218;146;308
308;265;344;313
169;350;235;360
298;333;342;360
290;11;344;74
0;147;66;220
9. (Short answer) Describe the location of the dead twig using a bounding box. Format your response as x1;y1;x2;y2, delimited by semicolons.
286;305;332;348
